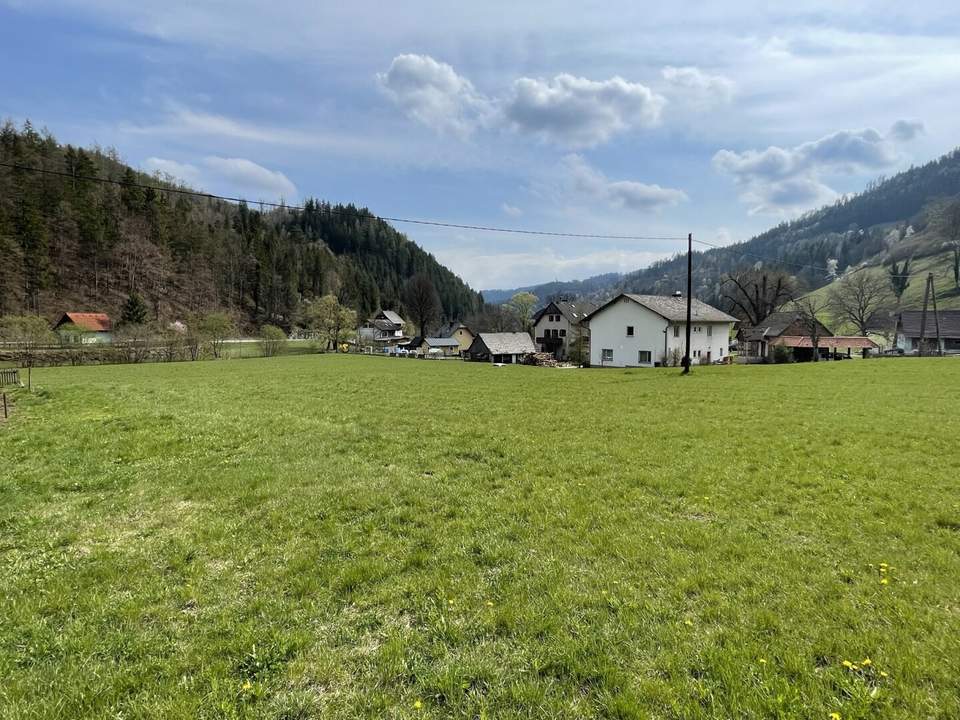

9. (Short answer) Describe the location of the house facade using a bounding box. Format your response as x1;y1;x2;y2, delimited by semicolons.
53;312;113;344
465;332;536;364
418;337;462;357
585;294;736;368
435;321;475;354
532;300;597;360
896;310;960;353
359;309;408;346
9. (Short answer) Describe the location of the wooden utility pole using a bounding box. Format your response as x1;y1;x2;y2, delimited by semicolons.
682;233;693;375
918;273;943;356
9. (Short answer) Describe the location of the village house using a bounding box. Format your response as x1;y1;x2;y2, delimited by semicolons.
435;321;475;354
532;300;598;360
465;332;536;364
417;337;462;357
359;309;408;347
585;293;736;368
896;310;960;353
52;312;113;344
739;311;877;361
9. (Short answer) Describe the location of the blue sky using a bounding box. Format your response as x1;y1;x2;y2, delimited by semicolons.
2;1;958;289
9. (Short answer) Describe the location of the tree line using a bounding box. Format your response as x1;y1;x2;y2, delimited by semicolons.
0;121;479;329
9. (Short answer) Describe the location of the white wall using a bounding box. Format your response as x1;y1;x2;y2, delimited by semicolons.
588;297;733;367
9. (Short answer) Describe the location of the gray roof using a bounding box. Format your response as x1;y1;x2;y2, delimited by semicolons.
739;311;832;342
534;300;599;325
424;337;461;347
898;310;960;338
436;321;471;337
589;293;737;324
377;309;406;326
474;332;536;355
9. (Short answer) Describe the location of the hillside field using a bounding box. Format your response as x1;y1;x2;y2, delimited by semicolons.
2;356;959;719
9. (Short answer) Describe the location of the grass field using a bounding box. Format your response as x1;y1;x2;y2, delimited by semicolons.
2;356;959;719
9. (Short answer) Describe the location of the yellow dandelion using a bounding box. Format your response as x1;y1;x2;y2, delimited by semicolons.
841;660;853;669
242;680;252;691
880;671;889;678
829;713;842;720
880;577;889;585
861;658;872;667
447;599;454;605
485;600;494;607
759;658;767;664
414;699;423;709
851;664;860;671
601;589;608;595
684;619;693;627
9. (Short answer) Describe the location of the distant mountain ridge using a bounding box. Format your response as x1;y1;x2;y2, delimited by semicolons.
483;272;623;306
487;147;960;309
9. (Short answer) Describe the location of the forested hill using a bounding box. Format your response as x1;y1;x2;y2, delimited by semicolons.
493;147;960;306
0;121;479;327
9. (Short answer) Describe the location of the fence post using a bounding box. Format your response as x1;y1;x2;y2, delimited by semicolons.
2;392;7;419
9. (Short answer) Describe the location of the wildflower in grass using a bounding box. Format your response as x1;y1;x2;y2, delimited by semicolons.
485;600;494;607
880;671;889;678
880;577;889;585
841;660;853;669
829;713;842;720
759;658;767;665
684;619;694;627
414;699;423;709
448;599;454;605
241;680;252;691
861;658;872;667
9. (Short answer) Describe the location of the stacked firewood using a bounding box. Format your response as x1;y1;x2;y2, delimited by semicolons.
524;352;561;367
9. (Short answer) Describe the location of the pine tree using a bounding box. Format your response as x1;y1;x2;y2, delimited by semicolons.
120;292;148;326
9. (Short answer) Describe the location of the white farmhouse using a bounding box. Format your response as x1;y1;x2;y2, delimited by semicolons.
585;293;737;368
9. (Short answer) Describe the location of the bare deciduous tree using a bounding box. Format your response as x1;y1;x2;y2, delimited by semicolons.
402;274;441;337
792;295;830;362
721;268;797;326
828;271;894;336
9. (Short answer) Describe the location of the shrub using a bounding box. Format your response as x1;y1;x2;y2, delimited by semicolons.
259;325;287;357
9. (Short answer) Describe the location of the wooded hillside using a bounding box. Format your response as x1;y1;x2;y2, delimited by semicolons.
0;121;479;328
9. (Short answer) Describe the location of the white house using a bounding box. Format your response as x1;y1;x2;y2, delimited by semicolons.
531;300;598;360
359;309;408;346
585;293;737;368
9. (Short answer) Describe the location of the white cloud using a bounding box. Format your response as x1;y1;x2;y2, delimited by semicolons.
712;120;923;214
502;74;664;148
202;157;297;199
377;55;664;148
501;202;523;217
560;154;688;211
661;66;735;107
376;54;490;137
143;155;297;200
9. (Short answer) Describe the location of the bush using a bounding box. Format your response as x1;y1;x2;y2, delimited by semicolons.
259;325;287;357
772;345;793;364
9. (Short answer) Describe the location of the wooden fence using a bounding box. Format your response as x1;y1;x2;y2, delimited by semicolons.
0;368;21;386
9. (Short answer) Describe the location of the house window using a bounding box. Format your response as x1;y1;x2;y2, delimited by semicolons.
638;350;651;363
626;325;634;337
559;329;566;337
602;348;614;362
673;325;680;338
707;325;713;337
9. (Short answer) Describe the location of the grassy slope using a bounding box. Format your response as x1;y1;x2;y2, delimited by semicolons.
807;250;960;333
2;356;959;719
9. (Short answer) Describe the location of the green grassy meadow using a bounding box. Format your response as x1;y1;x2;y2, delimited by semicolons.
2;356;959;719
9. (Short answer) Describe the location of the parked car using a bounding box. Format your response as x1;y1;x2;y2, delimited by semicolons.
882;347;904;356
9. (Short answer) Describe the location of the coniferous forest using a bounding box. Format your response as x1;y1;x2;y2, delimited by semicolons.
0;121;479;327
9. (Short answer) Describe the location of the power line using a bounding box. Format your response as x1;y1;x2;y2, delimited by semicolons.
0;159;927;279
0;161;686;242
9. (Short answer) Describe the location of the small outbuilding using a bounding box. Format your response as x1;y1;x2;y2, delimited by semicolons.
420;337;462;357
896;310;960;354
465;332;536;364
53;312;113;344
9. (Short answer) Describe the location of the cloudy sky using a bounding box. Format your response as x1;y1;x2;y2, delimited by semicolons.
2;1;958;289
